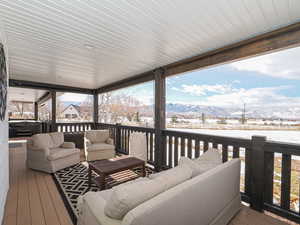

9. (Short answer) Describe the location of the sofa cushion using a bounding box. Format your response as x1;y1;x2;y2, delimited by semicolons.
178;149;222;176
88;143;115;151
32;133;53;149
86;130;110;143
196;148;222;165
104;178;164;220
105;165;192;220
151;164;193;191
48;147;80;160
49;132;64;148
178;157;203;177
81;191;122;225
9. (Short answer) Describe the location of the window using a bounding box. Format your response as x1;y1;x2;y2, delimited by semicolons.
98;81;154;127
38;99;52;121
8;101;34;120
56;92;93;122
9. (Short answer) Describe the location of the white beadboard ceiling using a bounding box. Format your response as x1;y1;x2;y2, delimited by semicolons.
0;0;300;89
8;87;47;103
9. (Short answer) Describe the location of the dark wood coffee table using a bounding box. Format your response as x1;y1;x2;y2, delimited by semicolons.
88;156;146;190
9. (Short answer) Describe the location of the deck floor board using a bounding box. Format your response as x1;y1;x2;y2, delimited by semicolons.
3;142;293;225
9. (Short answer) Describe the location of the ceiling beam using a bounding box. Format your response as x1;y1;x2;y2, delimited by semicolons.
96;71;154;94
36;91;51;104
9;79;94;94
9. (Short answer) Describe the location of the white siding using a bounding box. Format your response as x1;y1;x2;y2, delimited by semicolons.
0;19;9;224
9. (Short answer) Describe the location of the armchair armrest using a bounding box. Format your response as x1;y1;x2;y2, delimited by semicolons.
28;145;50;156
106;138;114;145
27;139;50;155
84;137;92;147
61;142;76;149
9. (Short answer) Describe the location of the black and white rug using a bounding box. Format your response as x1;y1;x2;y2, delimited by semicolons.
52;162;154;224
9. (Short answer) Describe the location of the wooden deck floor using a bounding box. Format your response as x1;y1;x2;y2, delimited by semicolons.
3;141;294;225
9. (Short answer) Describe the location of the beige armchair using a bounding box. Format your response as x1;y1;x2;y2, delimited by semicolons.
84;130;115;161
27;132;80;173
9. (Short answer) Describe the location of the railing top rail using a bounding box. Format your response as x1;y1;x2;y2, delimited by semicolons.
118;125;155;132
265;140;300;155
56;122;94;125
163;129;252;146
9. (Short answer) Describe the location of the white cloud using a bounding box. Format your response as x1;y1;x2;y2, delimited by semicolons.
173;84;236;96
196;86;300;108
230;46;300;80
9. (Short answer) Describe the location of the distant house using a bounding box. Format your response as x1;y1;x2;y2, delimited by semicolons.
61;104;81;119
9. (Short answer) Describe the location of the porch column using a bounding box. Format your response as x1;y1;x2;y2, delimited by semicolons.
34;102;38;120
51;90;57;131
154;68;166;171
250;135;266;211
93;92;99;125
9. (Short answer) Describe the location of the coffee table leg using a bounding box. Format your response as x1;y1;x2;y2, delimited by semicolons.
142;163;146;177
100;175;106;190
88;165;92;192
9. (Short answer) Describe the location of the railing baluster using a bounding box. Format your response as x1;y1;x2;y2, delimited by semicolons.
264;151;274;204
181;137;186;157
187;138;192;158
244;147;251;198
222;144;228;162
212;142;218;149
281;154;291;210
174;136;179;166
168;136;173;167
204;140;209;152
233;146;239;158
195;137;200;158
150;132;154;162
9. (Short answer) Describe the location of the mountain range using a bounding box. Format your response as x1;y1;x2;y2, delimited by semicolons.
165;103;300;119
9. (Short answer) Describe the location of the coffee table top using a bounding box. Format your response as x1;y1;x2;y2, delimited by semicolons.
89;156;145;174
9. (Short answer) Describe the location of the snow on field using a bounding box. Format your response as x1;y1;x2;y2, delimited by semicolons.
172;128;300;144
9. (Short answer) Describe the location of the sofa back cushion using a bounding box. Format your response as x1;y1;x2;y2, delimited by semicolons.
49;132;64;148
104;164;192;220
85;130;109;143
32;133;53;149
122;159;241;225
178;148;222;177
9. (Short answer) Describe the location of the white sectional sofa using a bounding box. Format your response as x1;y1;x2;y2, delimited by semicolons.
77;156;241;225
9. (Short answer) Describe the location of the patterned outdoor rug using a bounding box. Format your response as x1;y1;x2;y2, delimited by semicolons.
52;162;154;224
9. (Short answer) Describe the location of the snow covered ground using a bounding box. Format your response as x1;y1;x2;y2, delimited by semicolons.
172;128;300;144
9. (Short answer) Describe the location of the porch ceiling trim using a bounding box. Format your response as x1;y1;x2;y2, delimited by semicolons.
9;79;94;94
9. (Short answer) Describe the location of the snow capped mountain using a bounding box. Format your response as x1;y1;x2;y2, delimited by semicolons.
165;103;300;119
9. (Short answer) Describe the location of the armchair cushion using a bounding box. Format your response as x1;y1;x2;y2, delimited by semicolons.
85;137;92;147
61;142;76;149
87;143;115;151
106;138;114;145
48;147;80;160
85;130;110;143
49;132;64;148
32;133;53;149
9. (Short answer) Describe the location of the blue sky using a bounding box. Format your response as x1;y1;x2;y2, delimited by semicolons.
64;46;300;110
112;45;300;110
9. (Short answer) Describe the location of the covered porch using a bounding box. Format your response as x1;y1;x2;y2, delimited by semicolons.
1;1;300;225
